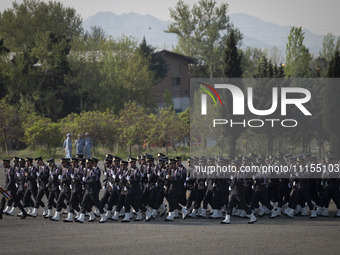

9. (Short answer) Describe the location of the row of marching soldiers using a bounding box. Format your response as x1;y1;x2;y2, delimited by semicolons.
2;152;340;224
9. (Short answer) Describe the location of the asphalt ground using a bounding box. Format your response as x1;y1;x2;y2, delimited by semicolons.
1;162;340;255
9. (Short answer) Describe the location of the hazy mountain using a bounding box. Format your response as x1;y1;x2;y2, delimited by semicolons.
83;12;324;56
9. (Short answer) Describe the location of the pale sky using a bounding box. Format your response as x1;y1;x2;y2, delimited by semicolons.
1;0;340;36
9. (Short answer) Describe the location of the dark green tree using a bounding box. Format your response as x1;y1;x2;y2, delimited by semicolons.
224;29;242;78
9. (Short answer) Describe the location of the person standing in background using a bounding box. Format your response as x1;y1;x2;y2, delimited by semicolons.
84;132;92;159
75;134;85;156
63;133;72;159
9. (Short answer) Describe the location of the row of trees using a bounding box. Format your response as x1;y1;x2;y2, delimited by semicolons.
0;100;189;156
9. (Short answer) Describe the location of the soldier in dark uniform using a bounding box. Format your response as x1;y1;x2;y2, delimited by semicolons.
2;157;20;214
164;159;188;221
121;158;151;222
184;158;197;215
45;159;59;218
221;161;257;224
76;158;107;223
284;157;317;218
144;156;159;221
22;157;37;215
0;159;28;219
111;160;128;221
31;157;50;217
14;158;27;217
50;158;72;221
64;158;84;222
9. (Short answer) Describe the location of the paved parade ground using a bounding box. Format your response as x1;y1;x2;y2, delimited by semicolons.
1;205;340;255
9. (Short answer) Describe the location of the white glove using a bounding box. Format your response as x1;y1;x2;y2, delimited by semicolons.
155;183;158;187
58;185;61;190
147;174;151;178
126;176;130;181
36;172;40;177
104;172;107;176
205;181;208;186
288;183;291;188
102;185;106;190
82;177;86;181
116;185;120;190
213;183;216;188
145;183;149;189
141;173;144;178
58;175;63;180
71;174;74;179
166;175;170;179
186;177;190;181
16;173;20;177
184;182;187;187
124;187;127;191
109;182;113;188
15;183;18;188
69;185;72;190
229;186;232;191
37;183;40;188
157;172;161;176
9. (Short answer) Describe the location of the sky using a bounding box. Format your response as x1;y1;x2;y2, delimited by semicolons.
1;0;340;36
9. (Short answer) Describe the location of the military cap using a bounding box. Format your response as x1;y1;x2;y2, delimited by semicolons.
71;157;79;162
86;158;94;163
128;157;137;162
158;157;167;163
2;159;10;163
187;158;191;162
19;158;25;162
76;154;84;159
120;160;128;165
145;153;154;159
258;156;265;161
113;156;121;161
252;161;261;166
61;158;69;163
276;152;284;157
297;156;304;162
34;156;43;161
158;153;165;158
249;153;257;157
12;156;20;161
105;154;113;159
92;158;99;163
104;157;113;162
199;157;207;162
243;156;251;161
231;160;241;166
140;155;146;160
137;155;142;160
174;156;182;161
25;157;33;162
168;158;176;164
47;158;55;163
66;133;71;137
146;157;154;162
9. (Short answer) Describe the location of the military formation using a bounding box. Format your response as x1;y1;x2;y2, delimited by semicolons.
1;152;340;225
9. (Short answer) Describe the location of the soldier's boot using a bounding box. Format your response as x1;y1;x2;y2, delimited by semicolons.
63;205;70;215
129;211;134;219
63;213;74;222
174;209;179;218
145;210;152;222
77;213;85;223
210;209;220;219
88;211;96;222
27;207;33;215
232;207;237;216
239;210;247;218
151;209;158;219
158;203;167;217
44;209;53;219
121;213;130;222
17;212;23;217
270;208;280;218
105;210;111;218
164;212;174;221
134;211;143;221
248;213;257;224
7;207;15;216
93;208;100;217
257;206;265;217
119;207;125;217
310;209;317;218
99;213;107;223
263;205;270;215
286;208;294;218
30;208;38;217
321;208;329;217
50;211;61;221
335;209;340;217
189;208;197;218
42;207;48;216
3;206;11;214
181;207;188;219
220;214;230;224
197;207;202;215
111;211;119;221
197;209;207;218
235;209;242;217
294;205;302;215
315;206;324;215
300;206;309;216
20;211;28;219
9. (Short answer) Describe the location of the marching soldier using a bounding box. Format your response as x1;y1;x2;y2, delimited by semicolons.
45;159;59;218
31;157;50;217
1;159;28;219
22;157;37;215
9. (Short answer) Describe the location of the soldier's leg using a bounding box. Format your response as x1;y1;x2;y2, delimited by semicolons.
34;188;45;209
90;194;104;214
107;191;118;211
250;190;261;210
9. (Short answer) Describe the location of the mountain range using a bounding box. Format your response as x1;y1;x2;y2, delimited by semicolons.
83;12;324;58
